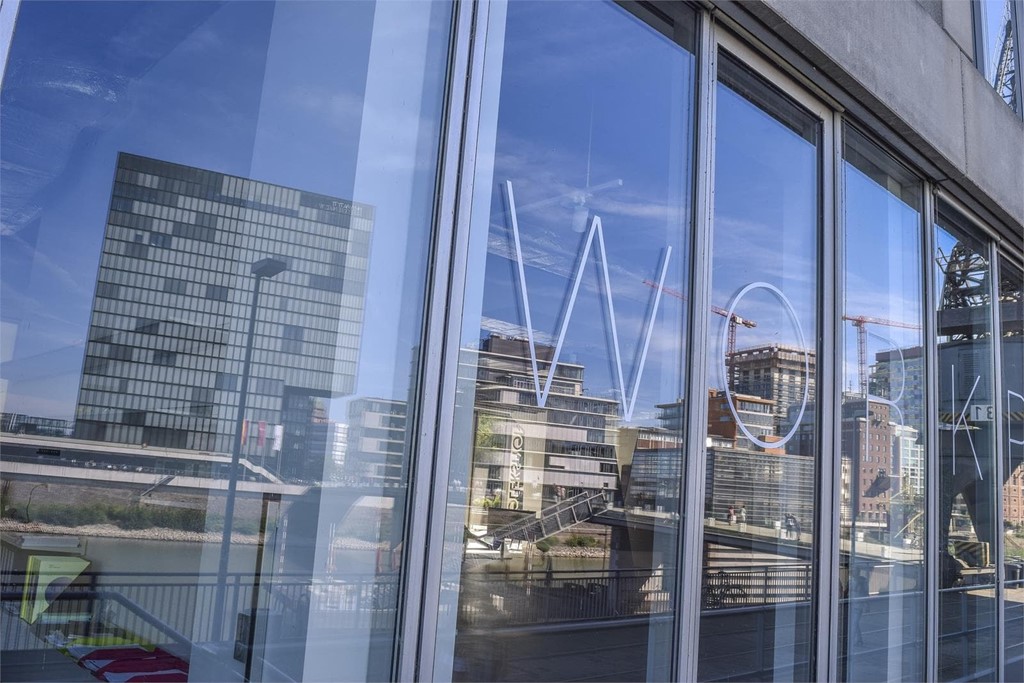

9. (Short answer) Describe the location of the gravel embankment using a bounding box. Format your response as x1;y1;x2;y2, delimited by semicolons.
0;519;261;544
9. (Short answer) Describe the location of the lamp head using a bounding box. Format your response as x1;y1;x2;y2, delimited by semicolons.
251;257;288;279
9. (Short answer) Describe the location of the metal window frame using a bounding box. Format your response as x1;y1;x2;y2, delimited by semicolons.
406;2;1024;682
676;9;716;682
398;0;486;680
991;240;1008;683
837;119;933;682
935;188;1024;265
973;0;1024;116
972;0;988;80
923;184;941;683
978;0;1024;116
931;195;1009;681
691;22;838;683
412;2;710;680
820;84;843;683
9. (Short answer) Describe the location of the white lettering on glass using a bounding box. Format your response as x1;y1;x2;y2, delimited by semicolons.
504;180;670;422
1009;390;1024;468
950;366;983;479
507;426;525;511
720;282;810;449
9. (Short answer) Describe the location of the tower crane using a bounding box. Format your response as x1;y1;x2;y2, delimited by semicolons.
842;314;921;394
992;2;1017;108
642;280;757;356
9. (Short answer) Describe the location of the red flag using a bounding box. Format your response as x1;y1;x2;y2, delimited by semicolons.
258;421;267;447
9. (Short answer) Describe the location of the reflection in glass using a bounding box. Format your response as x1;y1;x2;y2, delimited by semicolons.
1000;259;1024;680
0;2;451;681
837;127;925;681
974;0;1019;110
934;207;998;681
697;52;820;682
434;2;697;680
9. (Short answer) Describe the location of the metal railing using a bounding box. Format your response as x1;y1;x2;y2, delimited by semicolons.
456;563;815;629
485;489;609;547
1;570;400;652
457;568;666;628
2;562;816;653
700;564;814;609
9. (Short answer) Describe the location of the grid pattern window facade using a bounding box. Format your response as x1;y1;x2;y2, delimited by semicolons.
74;153;372;466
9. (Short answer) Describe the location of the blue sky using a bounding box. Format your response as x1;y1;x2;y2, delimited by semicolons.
462;0;697;424
1;1;449;421
0;0;959;434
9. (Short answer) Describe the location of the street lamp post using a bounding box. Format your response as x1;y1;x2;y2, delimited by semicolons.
212;257;287;644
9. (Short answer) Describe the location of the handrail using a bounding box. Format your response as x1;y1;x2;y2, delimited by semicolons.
1;589;192;648
486;489;609;546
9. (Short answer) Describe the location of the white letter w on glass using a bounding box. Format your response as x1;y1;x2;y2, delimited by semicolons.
503;180;670;422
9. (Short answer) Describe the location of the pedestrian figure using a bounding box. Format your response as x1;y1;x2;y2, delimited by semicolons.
739;505;746;523
728;506;736;525
784;514;796;539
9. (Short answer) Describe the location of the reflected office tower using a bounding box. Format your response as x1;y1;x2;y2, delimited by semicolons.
73;153;371;480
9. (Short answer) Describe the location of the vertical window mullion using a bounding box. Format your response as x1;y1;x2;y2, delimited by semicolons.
818;112;844;683
675;9;718;683
404;1;492;680
991;243;1007;681
924;185;941;683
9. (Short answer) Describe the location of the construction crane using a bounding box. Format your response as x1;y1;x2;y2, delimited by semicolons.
992;2;1017;108
842;314;921;394
642;280;757;356
936;243;992;340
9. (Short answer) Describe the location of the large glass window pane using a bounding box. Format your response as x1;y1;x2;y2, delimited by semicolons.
697;51;821;682
934;206;999;681
837;127;926;681
432;2;697;680
1000;258;1024;680
974;0;1020;111
0;2;451;681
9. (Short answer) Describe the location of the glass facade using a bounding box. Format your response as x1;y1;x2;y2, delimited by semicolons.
934;207;999;681
1;2;1022;682
1001;258;1024;680
0;1;452;681
434;3;696;679
697;50;821;682
838;127;926;682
